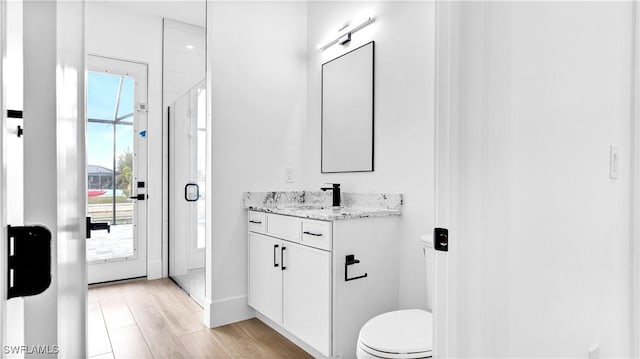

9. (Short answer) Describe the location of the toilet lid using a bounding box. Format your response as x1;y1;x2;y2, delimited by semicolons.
359;309;433;355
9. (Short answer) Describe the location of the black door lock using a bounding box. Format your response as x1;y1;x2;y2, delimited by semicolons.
7;225;52;299
434;228;448;252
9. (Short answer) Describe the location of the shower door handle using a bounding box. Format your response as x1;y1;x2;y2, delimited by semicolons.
185;183;199;202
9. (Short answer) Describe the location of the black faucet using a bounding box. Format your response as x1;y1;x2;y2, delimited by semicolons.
321;183;341;207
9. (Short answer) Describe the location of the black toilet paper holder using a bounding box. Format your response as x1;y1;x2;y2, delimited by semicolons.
345;254;368;282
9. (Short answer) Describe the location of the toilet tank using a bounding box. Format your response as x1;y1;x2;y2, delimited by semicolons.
420;235;435;312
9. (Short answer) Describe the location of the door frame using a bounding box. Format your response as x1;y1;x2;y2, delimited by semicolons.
631;1;640;357
86;54;149;284
433;1;458;357
0;0;7;352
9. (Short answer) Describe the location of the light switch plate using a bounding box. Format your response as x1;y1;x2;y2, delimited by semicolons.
610;145;619;179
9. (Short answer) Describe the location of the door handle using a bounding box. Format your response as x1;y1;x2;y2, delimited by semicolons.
130;194;145;200
273;244;279;267
280;246;286;271
86;216;111;239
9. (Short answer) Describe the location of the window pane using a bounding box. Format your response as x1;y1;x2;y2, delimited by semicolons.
87;71;122;120
86;71;136;262
115;124;134;225
117;76;135;123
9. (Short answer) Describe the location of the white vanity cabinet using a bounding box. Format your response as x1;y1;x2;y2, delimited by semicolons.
248;231;331;355
247;210;400;358
248;232;282;323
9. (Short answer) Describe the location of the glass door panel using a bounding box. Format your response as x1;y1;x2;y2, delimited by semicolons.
86;72;136;262
169;81;206;306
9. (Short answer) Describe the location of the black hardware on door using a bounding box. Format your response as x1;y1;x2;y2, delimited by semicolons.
130;194;146;200
273;244;279;267
86;216;111;239
7;109;23;118
137;181;145;188
434;227;448;252
345;254;368;281
185;183;199;202
7;225;52;299
280;246;286;271
249;220;262;224
7;110;23;138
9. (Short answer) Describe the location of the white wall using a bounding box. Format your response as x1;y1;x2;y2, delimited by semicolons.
304;2;435;309
448;2;633;357
86;2;164;279
207;1;308;326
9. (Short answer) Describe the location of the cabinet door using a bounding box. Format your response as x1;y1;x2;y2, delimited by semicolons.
248;232;282;324
283;242;331;356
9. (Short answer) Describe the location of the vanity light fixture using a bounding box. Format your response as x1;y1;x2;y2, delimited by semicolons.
316;15;374;51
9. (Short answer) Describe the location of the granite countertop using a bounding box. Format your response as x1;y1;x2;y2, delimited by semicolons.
242;191;403;221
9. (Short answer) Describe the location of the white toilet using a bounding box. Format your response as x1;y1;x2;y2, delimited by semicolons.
356;236;434;359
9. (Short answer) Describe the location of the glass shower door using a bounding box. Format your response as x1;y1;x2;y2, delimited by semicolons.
169;81;206;306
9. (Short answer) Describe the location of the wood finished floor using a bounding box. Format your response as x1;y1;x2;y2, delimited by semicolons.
88;278;312;359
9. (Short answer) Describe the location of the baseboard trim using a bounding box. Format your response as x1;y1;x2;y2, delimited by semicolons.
208;295;255;328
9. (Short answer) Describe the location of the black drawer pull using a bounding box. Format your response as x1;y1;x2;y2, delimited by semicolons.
281;246;286;271
273;244;279;267
249;220;262;224
303;231;323;237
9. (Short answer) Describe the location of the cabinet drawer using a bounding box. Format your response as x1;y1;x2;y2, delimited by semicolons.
248;211;266;233
267;214;301;243
301;220;332;251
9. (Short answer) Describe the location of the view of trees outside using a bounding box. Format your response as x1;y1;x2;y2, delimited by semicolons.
116;148;133;197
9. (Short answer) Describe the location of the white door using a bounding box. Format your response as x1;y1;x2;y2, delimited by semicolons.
433;2;455;357
168;81;206;301
1;1;86;357
86;55;148;284
248;233;283;323
282;242;331;357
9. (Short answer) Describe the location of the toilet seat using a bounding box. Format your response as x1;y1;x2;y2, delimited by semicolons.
357;309;433;359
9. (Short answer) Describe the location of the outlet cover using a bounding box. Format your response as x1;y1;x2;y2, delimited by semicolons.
285;167;294;183
610;145;619;179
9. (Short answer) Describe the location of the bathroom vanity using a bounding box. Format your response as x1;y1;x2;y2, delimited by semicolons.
244;191;402;358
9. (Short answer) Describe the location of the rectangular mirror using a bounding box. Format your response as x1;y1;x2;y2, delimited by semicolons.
322;41;374;173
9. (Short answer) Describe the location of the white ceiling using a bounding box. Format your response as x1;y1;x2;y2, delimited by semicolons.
89;0;206;27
